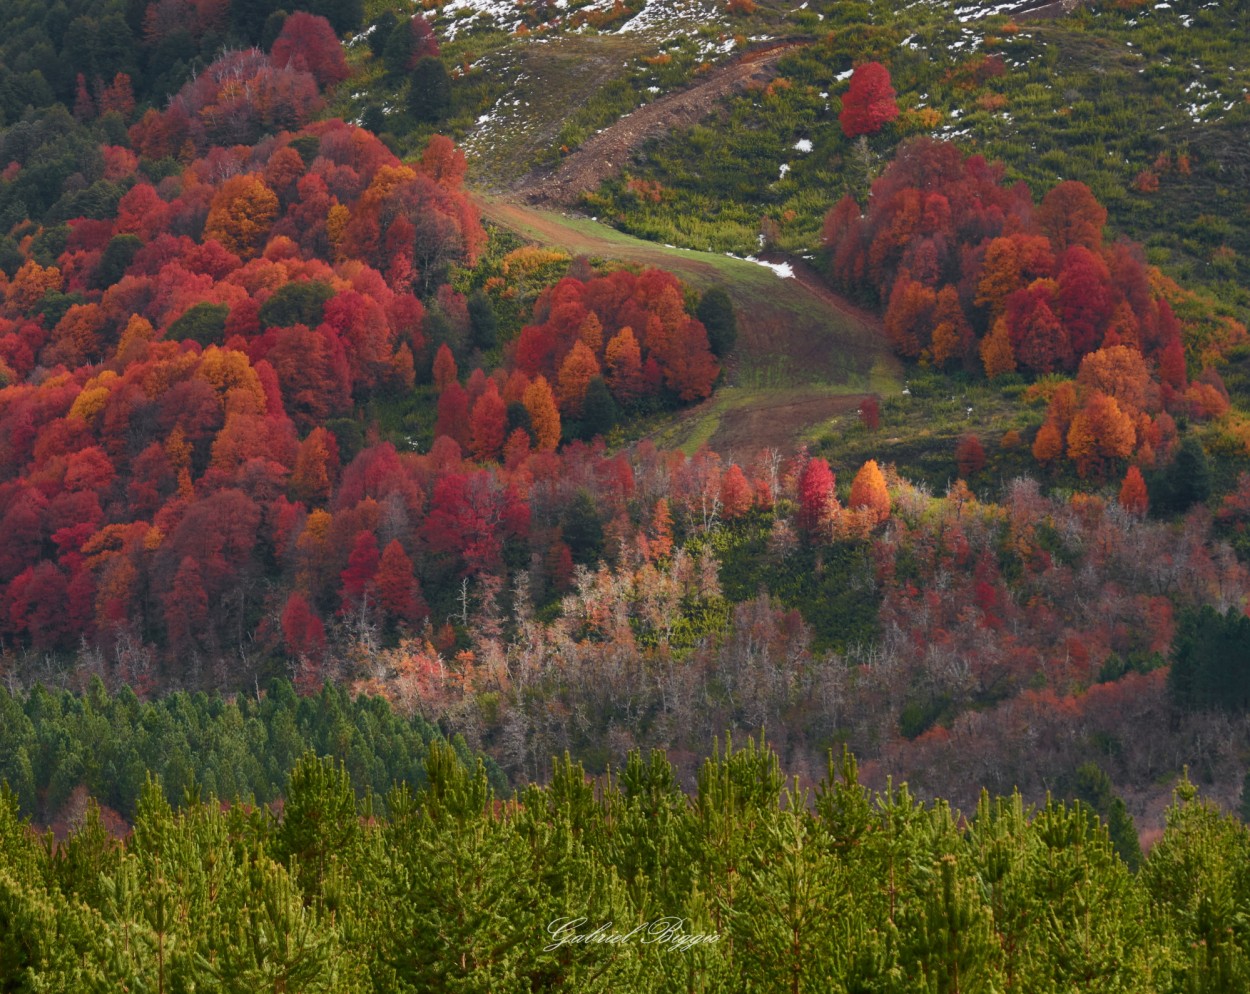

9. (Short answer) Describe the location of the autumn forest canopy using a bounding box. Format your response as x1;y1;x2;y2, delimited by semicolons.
3;3;1250;974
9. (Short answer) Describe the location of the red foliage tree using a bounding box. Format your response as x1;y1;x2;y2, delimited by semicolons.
839;62;900;138
271;13;350;88
436;381;471;449
8;563;73;650
1157;328;1187;392
859;395;880;430
376;539;428;625
408;14;441;64
1119;465;1149;517
340;530;380;612
165;556;209;654
955;434;986;478
797;457;835;536
1036;180;1107;255
1056;246;1116;358
720;464;753;520
469;380;507;462
1007;282;1071;374
418;135;467;190
282;592;327;659
98;73;136;119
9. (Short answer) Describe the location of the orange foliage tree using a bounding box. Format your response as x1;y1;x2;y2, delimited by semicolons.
1119;465;1149;517
204;174;280;258
849;459;891;524
557;341;600;417
523;375;561;451
1066;391;1136;478
605;327;644;401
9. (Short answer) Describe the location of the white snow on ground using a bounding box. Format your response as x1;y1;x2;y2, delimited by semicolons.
726;253;794;278
455;0;742;163
953;1;1021;21
619;0;725;34
435;0;530;40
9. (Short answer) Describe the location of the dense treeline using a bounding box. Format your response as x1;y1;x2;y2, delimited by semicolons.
0;39;725;677
3;0;1250;836
3;736;1250;991
0;678;502;826
825;137;1245;479
280;460;1250;809
0;0;363;127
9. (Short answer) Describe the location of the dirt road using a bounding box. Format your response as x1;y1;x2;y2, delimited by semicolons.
520;40;806;207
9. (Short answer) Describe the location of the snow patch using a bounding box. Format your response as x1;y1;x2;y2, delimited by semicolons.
725;253;795;278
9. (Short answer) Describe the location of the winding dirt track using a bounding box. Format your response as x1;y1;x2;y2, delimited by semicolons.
520;39;807;206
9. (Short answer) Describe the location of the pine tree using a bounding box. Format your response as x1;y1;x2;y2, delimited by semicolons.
408;57;451;124
579;376;618;439
274;753;361;900
197;855;341;992
899;852;1001;993
1071;762;1143;871
467;289;498;350
561;490;603;564
382;17;415;79
696;287;738;357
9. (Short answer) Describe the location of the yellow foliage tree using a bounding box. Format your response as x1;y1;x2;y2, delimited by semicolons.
929;286;973;369
1032;420;1064;467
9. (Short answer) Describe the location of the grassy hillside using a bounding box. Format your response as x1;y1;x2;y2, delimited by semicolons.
547;0;1250;319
